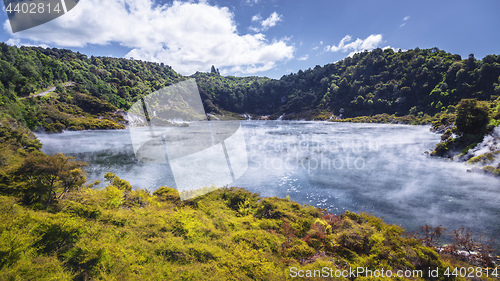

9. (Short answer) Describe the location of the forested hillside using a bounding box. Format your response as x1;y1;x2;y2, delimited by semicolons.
0;43;181;106
1;44;500;279
1;43;499;125
0;43;183;132
195;48;500;119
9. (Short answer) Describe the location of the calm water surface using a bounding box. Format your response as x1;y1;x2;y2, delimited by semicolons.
36;121;500;241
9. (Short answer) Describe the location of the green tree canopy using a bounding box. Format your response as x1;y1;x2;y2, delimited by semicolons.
455;99;489;135
14;153;87;206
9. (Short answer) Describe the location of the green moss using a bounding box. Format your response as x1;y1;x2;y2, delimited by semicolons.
467;152;499;164
332;113;438;125
482;166;500;177
153;186;180;204
284;239;315;259
231;229;281;253
431;137;455;157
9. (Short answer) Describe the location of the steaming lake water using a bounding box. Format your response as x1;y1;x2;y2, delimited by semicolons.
36;121;500;241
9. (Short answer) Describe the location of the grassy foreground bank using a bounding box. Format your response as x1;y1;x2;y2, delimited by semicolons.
1;117;498;280
1;184;496;281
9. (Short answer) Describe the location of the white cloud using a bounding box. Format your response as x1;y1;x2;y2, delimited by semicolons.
261;12;282;29
228;61;276;74
312;40;324;51
251;14;261;22
5;0;293;75
245;0;260;6
6;38;49;48
400;16;410;27
297;54;308;61
250;11;283;32
327;34;384;57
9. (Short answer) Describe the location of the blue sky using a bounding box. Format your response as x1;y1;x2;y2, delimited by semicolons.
1;0;499;79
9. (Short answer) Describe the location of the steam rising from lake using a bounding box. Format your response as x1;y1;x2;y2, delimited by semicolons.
36;121;500;241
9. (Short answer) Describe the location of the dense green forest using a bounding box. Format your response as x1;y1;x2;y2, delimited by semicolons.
195;48;500;119
1;43;500;279
0;43;184;132
1;43;499;128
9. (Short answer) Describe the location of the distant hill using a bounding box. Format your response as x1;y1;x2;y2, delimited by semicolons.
195;48;500;120
0;43;499;128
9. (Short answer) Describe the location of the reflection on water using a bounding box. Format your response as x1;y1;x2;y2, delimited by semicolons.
36;121;500;242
